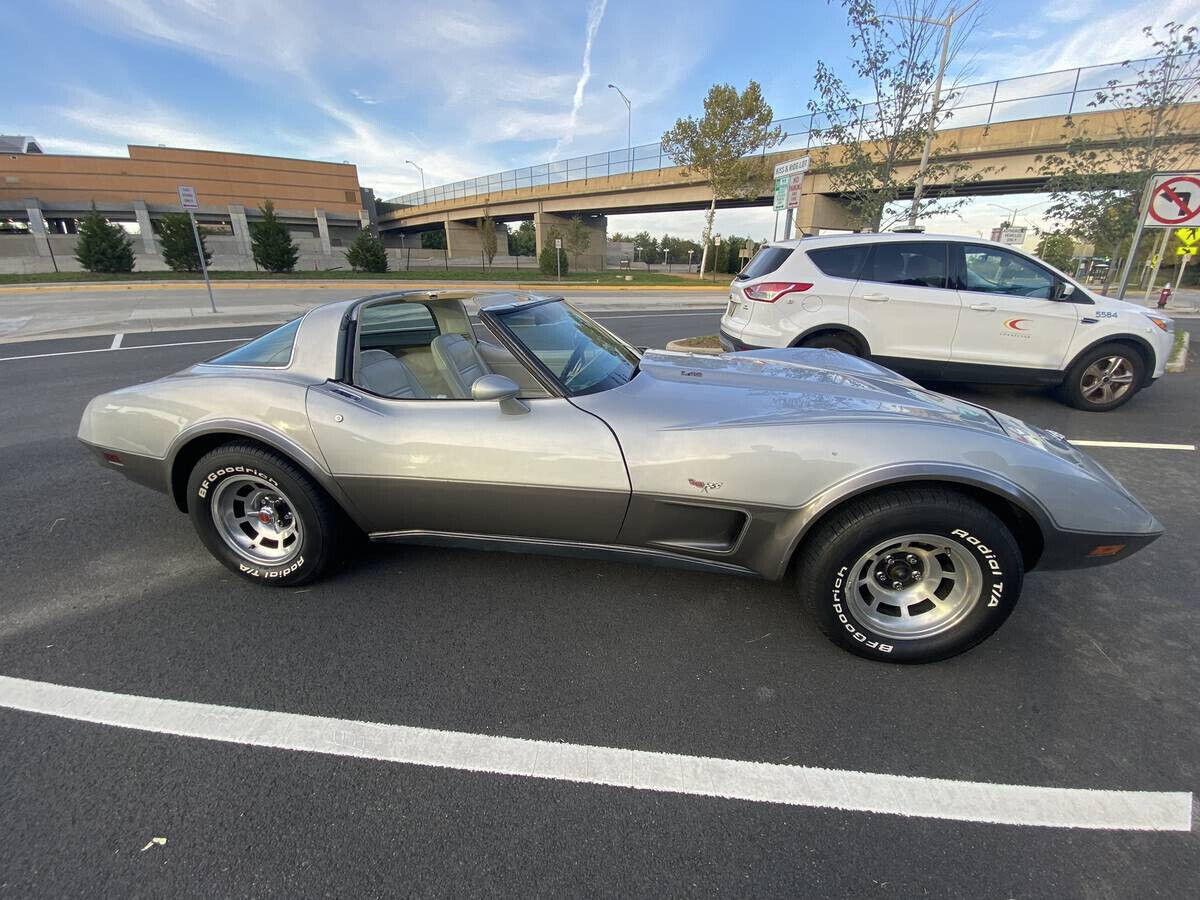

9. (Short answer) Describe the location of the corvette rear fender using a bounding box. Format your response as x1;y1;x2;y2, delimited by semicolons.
166;420;369;529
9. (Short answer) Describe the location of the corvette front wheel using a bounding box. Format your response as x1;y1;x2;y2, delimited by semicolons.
797;487;1023;663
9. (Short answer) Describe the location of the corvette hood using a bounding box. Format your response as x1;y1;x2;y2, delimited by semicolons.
604;348;1004;433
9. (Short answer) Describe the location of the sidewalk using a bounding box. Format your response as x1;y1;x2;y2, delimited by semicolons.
0;282;729;344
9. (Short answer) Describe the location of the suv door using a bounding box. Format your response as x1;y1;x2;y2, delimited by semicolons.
950;243;1081;374
848;241;959;377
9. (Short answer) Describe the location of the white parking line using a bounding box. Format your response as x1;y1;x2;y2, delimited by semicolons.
109;332;123;350
0;675;1190;831
1069;440;1196;451
0;336;249;363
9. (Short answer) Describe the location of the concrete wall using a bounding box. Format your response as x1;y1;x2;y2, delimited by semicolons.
534;211;607;270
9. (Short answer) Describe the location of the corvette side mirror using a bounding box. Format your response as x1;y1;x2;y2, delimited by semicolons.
471;374;528;415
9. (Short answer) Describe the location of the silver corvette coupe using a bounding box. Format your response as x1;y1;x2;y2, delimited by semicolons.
79;291;1162;662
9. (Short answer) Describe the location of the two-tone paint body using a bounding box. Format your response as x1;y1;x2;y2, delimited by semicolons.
79;292;1163;580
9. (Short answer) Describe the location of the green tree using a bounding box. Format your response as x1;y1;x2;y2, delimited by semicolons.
421;229;447;250
508;220;536;256
345;227;388;272
631;230;658;264
156;212;211;272
563;215;593;269
74;203;135;273
480;211;498;269
1035;232;1075;272
807;0;983;231
251;201;299;272
538;228;568;276
1037;23;1200;293
662;80;783;277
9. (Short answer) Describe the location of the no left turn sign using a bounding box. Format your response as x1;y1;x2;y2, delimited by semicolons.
1147;174;1200;227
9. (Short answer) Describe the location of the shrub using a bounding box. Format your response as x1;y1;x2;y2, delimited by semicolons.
156;212;211;272
539;243;567;276
345;228;388;272
74;204;135;273
251;200;299;272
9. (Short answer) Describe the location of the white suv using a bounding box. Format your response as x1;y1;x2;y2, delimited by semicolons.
719;233;1175;412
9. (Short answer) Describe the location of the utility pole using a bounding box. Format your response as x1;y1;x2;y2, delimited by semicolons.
608;84;632;175
893;1;979;228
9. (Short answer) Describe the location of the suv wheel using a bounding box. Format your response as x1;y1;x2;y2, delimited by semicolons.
797;487;1023;663
799;332;860;355
1058;343;1144;412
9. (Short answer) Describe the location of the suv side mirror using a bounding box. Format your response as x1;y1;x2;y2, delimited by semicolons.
1053;281;1076;301
471;374;528;415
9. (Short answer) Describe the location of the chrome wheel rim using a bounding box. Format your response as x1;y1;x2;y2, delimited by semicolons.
210;475;302;565
1080;356;1135;405
847;534;983;641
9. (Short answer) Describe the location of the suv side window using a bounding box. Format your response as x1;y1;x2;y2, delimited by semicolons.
808;244;869;279
863;242;947;289
960;244;1054;299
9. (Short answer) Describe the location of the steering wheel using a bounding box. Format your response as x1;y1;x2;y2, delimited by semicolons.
560;332;588;382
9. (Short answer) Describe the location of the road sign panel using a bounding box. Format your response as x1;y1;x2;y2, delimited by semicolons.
177;185;198;209
554;238;562;249
1147;174;1200;227
1175;227;1200;247
773;176;788;211
773;156;810;179
1177;246;1198;256
786;174;804;210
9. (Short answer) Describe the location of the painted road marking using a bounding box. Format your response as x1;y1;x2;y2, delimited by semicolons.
0;336;250;363
0;675;1190;831
109;332;123;350
1070;440;1196;451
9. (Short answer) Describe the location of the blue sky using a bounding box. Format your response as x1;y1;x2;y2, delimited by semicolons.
6;0;1197;240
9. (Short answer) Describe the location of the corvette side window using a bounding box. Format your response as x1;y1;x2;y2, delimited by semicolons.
961;245;1054;299
352;300;448;399
208;317;301;367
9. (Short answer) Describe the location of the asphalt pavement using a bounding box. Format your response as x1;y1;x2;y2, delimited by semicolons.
1;309;1198;897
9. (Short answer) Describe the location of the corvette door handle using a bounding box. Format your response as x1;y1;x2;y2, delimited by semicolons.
969;302;997;312
862;292;889;302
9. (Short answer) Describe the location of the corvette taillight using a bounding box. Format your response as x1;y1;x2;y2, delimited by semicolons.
742;282;813;302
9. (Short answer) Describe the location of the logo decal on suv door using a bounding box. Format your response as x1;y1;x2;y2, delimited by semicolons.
1004;318;1030;331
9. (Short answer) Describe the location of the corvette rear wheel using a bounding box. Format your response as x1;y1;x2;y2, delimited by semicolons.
797;487;1023;663
187;442;340;586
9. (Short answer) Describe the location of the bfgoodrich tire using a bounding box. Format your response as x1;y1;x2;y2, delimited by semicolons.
797;487;1023;663
1057;343;1145;412
186;442;341;586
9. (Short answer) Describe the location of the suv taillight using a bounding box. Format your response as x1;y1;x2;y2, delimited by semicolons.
742;282;813;302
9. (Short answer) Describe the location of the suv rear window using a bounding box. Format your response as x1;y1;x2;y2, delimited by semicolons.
208;318;301;367
807;245;869;279
736;246;793;280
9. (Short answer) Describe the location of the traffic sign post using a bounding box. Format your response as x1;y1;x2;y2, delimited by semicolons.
554;237;562;282
178;185;217;313
1116;172;1200;301
773;157;809;242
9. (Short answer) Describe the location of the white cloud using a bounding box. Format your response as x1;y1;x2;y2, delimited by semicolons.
350;89;377;105
551;0;609;158
1043;2;1096;24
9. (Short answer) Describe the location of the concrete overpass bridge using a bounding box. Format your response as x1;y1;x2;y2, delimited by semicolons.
378;58;1200;268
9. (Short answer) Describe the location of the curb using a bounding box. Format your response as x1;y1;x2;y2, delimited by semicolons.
0;278;731;295
1167;331;1189;374
664;338;723;355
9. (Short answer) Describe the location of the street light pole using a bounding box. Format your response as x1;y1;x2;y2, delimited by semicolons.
405;159;426;197
893;0;978;228
608;84;632;175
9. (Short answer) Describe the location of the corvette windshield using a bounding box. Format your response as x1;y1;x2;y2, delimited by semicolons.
493;300;639;396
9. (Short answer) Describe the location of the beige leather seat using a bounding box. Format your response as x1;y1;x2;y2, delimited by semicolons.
431;334;492;398
357;349;430;399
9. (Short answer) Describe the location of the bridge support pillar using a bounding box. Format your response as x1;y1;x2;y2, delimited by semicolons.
23;199;52;257
791;193;859;235
444;216;509;262
534;211;607;270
